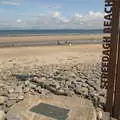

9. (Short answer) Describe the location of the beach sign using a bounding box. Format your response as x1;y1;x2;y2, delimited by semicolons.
101;0;120;118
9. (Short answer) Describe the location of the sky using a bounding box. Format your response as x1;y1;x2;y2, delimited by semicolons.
0;0;104;29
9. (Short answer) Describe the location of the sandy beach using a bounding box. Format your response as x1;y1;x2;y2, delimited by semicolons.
0;44;102;65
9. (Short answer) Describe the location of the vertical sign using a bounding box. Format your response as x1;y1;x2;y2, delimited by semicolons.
113;0;120;118
101;0;117;114
101;0;120;118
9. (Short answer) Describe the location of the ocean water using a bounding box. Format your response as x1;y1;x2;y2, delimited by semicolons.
0;29;103;36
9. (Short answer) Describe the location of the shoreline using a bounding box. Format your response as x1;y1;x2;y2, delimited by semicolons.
0;33;103;37
0;40;102;48
0;34;103;47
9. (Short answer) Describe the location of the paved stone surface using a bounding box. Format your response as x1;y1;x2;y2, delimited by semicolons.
7;95;97;120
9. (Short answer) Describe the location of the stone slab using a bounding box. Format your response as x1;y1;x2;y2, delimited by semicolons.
6;95;96;120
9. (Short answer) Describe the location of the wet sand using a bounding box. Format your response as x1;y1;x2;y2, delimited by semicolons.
0;34;102;47
0;34;102;43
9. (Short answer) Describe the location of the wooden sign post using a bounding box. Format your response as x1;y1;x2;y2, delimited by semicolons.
101;0;120;119
113;1;120;117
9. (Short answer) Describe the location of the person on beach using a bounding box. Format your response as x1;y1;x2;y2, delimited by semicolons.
65;40;72;46
57;40;61;45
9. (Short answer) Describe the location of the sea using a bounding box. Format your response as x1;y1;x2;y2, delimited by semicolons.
0;29;103;36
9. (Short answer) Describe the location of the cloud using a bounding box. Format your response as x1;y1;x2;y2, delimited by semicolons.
74;13;83;18
52;11;61;17
88;11;104;18
17;19;22;22
0;1;20;6
40;4;62;10
68;11;104;28
0;11;104;29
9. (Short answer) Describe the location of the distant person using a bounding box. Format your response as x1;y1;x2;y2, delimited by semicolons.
65;40;71;46
65;40;68;44
69;42;72;46
57;40;61;45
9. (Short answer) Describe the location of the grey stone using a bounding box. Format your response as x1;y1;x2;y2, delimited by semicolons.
8;88;14;94
4;106;9;114
25;80;30;86
0;110;6;120
0;105;4;111
17;95;24;101
23;87;30;93
8;93;18;100
6;114;22;120
81;83;88;87
15;86;23;93
35;87;42;94
55;89;66;95
0;90;8;97
29;83;36;89
0;96;7;105
75;87;89;96
98;96;106;104
39;77;46;81
111;117;118;120
102;112;110;120
6;100;16;108
68;84;75;89
40;89;50;96
49;82;60;89
64;89;74;97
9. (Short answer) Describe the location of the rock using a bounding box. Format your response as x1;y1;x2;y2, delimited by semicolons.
86;81;96;89
17;95;24;101
0;96;6;105
111;117;118;120
4;107;9;114
6;100;16;108
33;76;39;81
29;89;36;95
88;87;96;95
25;80;30;87
35;87;42;94
49;82;60;89
64;89;74;97
55;89;67;96
0;104;6;111
96;108;103;120
0;110;6;120
40;89;50;96
0;105;3;111
75;87;89;97
0;89;8;97
68;84;75;89
15;86;23;93
102;112;110;120
54;75;63;81
29;83;36;89
99;89;106;97
8;93;18;100
81;83;88;87
98;96;106;108
6;114;22;120
23;87;30;93
8;88;14;94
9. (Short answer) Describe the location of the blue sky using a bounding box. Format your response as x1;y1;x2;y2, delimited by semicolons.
0;0;104;29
